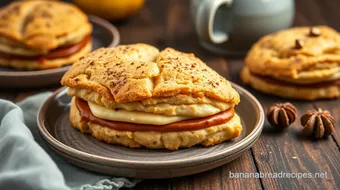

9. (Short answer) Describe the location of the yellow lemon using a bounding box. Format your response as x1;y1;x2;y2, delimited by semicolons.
74;0;145;21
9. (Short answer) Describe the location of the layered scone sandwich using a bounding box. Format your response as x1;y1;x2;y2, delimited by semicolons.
61;44;242;150
242;26;340;100
0;1;92;70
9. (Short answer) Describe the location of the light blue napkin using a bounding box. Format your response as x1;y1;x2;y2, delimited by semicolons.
0;92;140;190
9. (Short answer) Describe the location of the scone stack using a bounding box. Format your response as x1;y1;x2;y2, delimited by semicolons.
242;26;340;100
61;43;242;150
0;1;92;70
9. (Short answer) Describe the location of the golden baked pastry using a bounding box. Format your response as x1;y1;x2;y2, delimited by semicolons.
0;1;92;70
242;26;340;100
61;43;242;150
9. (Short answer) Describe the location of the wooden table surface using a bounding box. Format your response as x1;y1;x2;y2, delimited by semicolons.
1;0;340;189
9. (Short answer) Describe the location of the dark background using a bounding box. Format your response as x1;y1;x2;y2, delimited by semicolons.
1;0;340;189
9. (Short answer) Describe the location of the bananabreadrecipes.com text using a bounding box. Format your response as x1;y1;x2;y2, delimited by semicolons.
229;171;328;179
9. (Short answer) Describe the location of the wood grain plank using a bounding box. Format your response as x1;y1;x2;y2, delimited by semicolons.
171;168;221;190
14;86;60;103
220;151;263;190
0;89;17;101
170;152;262;190
297;0;340;152
134;179;171;190
313;100;340;151
227;59;340;189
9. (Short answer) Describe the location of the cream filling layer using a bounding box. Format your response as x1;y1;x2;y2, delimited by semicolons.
88;101;192;125
69;87;231;117
104;102;228;117
274;69;340;84
246;66;340;85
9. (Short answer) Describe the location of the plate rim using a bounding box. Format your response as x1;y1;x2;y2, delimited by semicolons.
37;83;264;167
47;132;260;170
0;15;120;77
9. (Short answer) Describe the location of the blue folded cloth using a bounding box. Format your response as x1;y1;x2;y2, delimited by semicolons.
0;92;140;190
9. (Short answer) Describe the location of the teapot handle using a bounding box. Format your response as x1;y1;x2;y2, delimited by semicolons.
195;0;232;44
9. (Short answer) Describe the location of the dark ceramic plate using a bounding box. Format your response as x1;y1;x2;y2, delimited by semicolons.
38;83;264;179
0;15;120;88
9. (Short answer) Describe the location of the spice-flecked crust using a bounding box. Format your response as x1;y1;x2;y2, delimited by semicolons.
69;98;242;150
245;26;340;80
243;26;340;100
0;0;92;50
61;43;240;104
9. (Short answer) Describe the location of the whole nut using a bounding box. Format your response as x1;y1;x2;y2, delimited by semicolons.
267;102;297;128
301;108;335;138
309;27;321;37
295;39;304;49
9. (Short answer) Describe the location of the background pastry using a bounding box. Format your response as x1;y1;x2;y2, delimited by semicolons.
242;26;340;100
0;0;92;70
61;43;242;150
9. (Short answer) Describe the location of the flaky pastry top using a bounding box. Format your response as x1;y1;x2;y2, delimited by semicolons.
245;26;340;79
61;43;240;105
0;1;91;50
